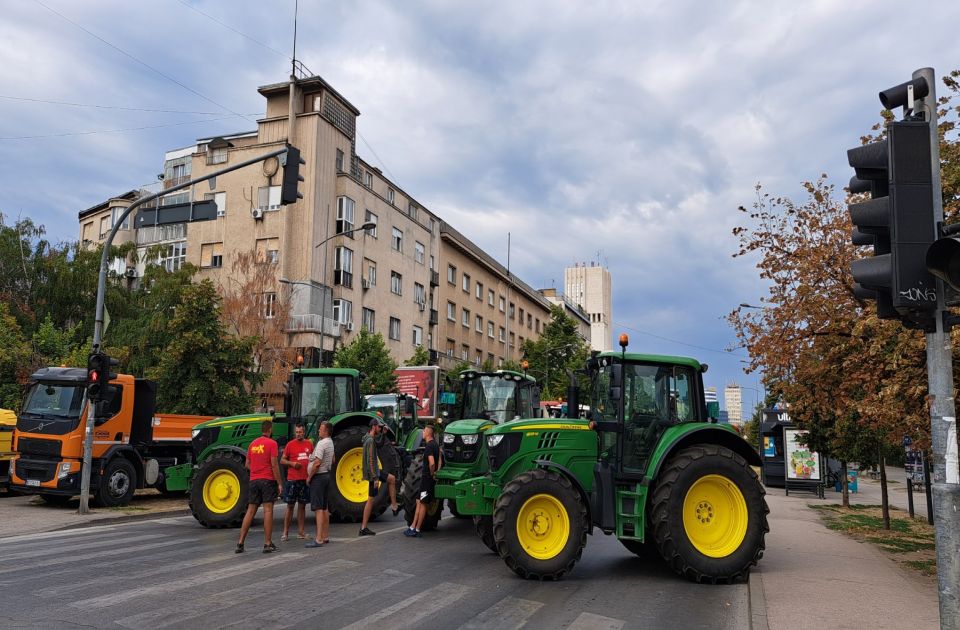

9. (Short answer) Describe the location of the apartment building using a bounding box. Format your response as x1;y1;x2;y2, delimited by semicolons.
724;383;743;426
78;73;549;375
435;222;552;370
539;287;592;343
564;262;612;351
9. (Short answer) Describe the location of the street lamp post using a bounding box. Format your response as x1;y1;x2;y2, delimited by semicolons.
314;221;376;366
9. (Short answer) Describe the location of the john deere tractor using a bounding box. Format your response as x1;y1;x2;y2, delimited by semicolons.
166;367;405;528
452;339;768;583
401;369;540;534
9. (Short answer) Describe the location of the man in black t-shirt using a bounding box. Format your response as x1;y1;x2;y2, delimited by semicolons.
404;425;441;537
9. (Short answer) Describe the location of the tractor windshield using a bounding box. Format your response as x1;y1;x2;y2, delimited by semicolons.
461;376;529;423
365;394;398;424
293;376;355;422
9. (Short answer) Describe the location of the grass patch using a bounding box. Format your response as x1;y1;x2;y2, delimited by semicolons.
864;537;936;553
903;560;937;576
109;505;148;512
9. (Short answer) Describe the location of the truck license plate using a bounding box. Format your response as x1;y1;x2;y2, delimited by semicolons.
26;479;40;487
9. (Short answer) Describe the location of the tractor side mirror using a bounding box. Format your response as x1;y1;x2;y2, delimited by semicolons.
608;364;623;403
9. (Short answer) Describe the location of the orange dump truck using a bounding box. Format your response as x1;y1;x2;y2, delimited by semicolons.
10;367;213;506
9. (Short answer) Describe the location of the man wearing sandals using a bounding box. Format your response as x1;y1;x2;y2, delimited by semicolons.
280;422;313;542
306;421;335;548
236;420;283;554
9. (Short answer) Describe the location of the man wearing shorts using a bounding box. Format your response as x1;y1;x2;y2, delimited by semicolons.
280;422;313;541
236;420;283;554
405;424;441;537
358;418;399;536
306;421;335;548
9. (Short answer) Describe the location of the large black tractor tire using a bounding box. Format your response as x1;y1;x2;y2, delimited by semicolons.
39;493;74;506
329;427;401;523
650;445;769;584
402;454;443;531
492;469;588;580
93;458;137;507
189;450;248;528
473;515;498;553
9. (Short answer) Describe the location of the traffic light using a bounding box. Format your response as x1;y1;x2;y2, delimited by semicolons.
280;145;305;205
86;352;118;402
848;120;937;320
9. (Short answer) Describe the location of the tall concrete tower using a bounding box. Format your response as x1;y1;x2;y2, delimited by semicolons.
724;383;743;426
564;262;612;351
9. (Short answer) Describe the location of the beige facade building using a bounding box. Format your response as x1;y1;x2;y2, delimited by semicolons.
724;383;743;426
564;262;612;351
78;73;550;376
539;288;592;343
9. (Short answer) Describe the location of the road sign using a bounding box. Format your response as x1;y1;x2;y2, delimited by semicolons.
135;200;218;228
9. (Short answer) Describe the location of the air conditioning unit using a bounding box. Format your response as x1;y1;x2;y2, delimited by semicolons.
124;268;138;279
251;207;264;220
345;321;354;331
361;278;371;290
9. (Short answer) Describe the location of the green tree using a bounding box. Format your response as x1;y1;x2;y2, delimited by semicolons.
32;313;80;366
333;328;397;394
520;305;589;399
0;303;30;410
404;345;430;367
149;280;260;415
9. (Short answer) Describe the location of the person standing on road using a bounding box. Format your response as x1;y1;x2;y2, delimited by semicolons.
306;421;335;548
359;418;399;536
280;422;313;541
236;420;283;554
405;424;442;537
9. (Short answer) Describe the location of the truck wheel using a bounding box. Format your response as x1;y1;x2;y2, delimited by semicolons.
189;450;248;528
492;469;588;580
650;445;769;584
329;427;401;522
93;458;137;507
473;515;498;553
401;454;443;531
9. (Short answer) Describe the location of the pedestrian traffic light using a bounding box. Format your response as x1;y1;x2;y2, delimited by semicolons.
848;120;938;320
280;145;305;205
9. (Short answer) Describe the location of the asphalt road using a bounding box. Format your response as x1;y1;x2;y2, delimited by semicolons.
0;509;749;629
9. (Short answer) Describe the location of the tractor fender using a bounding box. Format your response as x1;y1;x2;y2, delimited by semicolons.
329;412;389;440
405;428;424;453
645;425;761;489
533;459;593;535
101;445;145;489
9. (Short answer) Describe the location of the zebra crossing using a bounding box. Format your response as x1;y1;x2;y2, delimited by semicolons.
0;515;742;629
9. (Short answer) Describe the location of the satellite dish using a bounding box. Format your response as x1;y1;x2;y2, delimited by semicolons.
262;156;280;177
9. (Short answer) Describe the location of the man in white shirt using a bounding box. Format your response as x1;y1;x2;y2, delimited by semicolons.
306;421;335;547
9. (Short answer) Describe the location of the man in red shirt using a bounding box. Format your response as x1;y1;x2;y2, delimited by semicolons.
236;420;283;554
280;422;313;541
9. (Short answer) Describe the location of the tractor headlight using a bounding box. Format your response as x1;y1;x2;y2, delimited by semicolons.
486;434;504;448
192;429;201;439
442;433;456;444
461;434;479;445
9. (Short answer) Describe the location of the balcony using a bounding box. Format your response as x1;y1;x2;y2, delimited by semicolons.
430;270;440;287
163;175;190;190
286;314;341;337
429;309;439;326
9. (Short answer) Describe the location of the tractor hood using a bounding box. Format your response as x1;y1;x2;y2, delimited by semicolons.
443;418;495;435
490;418;592;434
193;413;282;430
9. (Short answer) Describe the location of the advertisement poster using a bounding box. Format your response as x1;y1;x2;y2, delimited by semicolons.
763;436;776;458
394;366;439;419
784;428;822;480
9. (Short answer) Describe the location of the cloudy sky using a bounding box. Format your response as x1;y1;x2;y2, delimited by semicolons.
1;0;957;409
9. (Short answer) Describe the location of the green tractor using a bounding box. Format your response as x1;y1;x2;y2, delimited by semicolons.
402;369;540;533
452;342;768;583
166;367;412;528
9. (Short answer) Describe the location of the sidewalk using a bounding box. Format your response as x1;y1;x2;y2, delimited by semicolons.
752;484;940;630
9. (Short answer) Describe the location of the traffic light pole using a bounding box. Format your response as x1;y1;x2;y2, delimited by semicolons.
915;66;960;628
78;146;290;514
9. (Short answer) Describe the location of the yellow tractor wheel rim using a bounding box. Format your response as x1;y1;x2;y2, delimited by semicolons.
682;474;748;558
515;493;570;560
336;447;384;504
202;469;241;514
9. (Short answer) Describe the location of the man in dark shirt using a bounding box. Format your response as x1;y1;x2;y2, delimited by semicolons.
405;424;441;537
358;418;399;536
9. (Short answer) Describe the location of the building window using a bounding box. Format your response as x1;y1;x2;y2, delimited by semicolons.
333;298;352;325
462;308;470;328
200;242;224;269
412;325;423;347
414;282;426;306
499;327;505;342
365;210;378;237
499;296;505;312
111;206;131;230
446;338;455;357
476;282;483;300
475;349;482;365
364;170;373;188
427;217;436;233
488;321;494;338
99;215;111;238
462;274;470;293
387;187;395;205
336;197;355;235
389;317;401;341
536;318;540;332
408;203;418;221
255;238;279;265
415;241;425;264
391;271;402;295
462;344;469;360
257;185;281;212
509;302;515;318
158;241;187;272
362;307;375;333
335;246;353;288
519;307;524;323
335;149;344;172
447;264;456;284
203;191;227;218
510;332;515;347
475;315;483;332
429;255;435;270
208;146;227;165
392;227;403;252
260;292;277;318
488;289;495;306
447;301;456;321
366;259;377;286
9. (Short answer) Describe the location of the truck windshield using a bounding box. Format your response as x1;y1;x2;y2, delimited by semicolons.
462;377;520;423
21;382;86;418
294;376;354;420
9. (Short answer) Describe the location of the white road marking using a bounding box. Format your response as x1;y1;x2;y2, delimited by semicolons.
0;538;190;577
458;596;545;630
0;533;167;562
340;582;471;630
566;612;625;630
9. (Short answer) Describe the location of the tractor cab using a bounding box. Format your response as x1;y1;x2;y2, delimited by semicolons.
454;370;539;424
285;368;362;437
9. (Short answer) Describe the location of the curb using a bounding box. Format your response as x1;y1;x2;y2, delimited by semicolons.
748;569;769;630
54;508;192;532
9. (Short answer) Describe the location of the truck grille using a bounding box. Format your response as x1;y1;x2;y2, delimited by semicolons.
15;458;57;482
17;437;62;459
442;435;480;464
